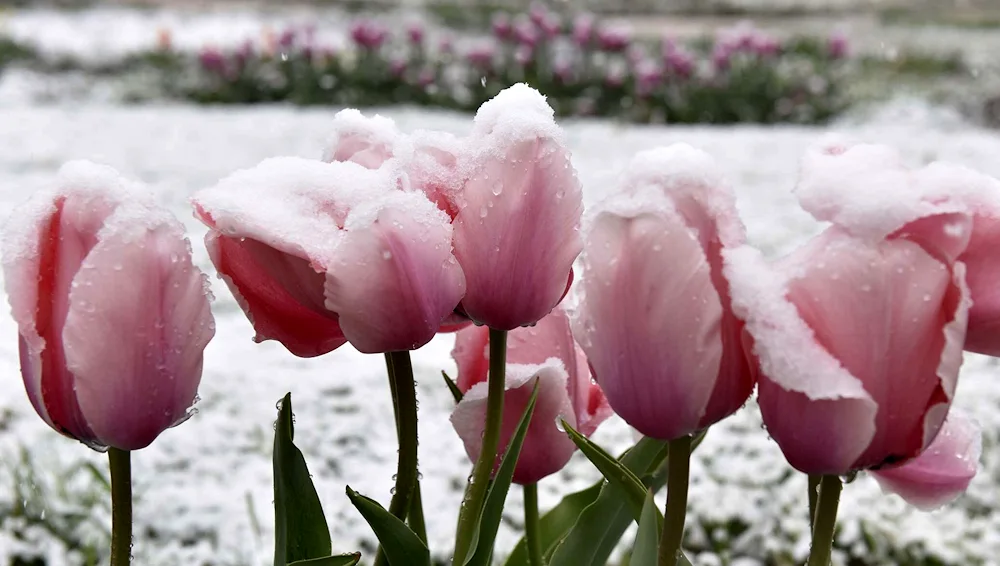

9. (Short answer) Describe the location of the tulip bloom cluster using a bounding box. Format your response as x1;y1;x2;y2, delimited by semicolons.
173;13;850;124
3;85;998;566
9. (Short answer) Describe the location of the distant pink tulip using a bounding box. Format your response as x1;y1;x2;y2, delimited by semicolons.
193;157;466;355
350;20;389;50
596;26;630;52
572;14;595;46
828;32;849;59
406;22;425;45
871;411;980;510
2;161;214;451
452;84;583;330
513;20;539;48
727;200;971;474
574;145;754;440
465;44;496;69
491;13;513;41
450;308;612;484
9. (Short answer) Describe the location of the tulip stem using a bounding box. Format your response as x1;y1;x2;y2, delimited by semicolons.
658;435;692;566
524;483;544;566
808;474;821;526
108;447;132;566
807;475;842;566
375;351;420;566
453;328;507;564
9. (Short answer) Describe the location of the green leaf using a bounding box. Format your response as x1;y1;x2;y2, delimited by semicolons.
274;393;332;566
630;492;660;566
288;553;361;566
442;370;464;403
345;487;430;566
546;436;668;566
465;379;541;566
502;482;603;566
545;431;708;566
560;419;650;523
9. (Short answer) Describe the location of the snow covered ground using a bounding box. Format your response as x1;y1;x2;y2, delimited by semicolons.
1;91;999;566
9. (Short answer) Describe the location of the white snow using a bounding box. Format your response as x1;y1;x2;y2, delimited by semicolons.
1;92;1000;565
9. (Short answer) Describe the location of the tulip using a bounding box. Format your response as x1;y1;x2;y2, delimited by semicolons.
193;156;465;355
491;13;513;41
572;14;595;47
452;84;583;330
596;26;630;53
871;410;981;510
450;308;611;484
574;145;754;441
2;161;214;451
322;108;399;169
726;212;970;476
793;140;1000;357
962;212;1000;354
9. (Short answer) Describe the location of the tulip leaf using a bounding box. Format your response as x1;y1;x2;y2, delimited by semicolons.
465;379;540;566
501;481;604;566
288;554;362;566
559;419;651;523
545;436;671;566
273;393;333;566
345;487;430;566
631;491;661;566
442;370;464;404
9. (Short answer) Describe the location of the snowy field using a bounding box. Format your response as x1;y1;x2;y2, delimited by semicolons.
1;92;999;565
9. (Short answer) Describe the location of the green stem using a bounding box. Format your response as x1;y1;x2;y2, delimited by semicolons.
807;475;842;566
808;474;821;527
374;351;420;566
409;478;428;544
453;328;508;563
524;483;544;566
658;435;692;566
108;447;132;566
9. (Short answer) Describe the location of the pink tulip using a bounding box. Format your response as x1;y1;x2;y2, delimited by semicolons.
962;212;1000;354
793;140;1000;357
491;13;513;41
323;110;464;222
452;84;583;330
2;161;214;451
322;108;399;169
572;14;595;47
828;32;849;59
871;410;980;510
727;155;972;474
574;146;754;441
596;26;630;53
450;308;612;484
193;157;465;355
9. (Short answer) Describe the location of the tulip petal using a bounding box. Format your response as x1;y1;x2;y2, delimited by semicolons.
325;191;466;353
322;109;398;169
871;411;981;510
450;360;577;484
725;244;877;474
454;86;583;330
452;325;490;393
794;141;966;241
207;233;347;357
785;230;966;469
962;214;1000;355
2;162;132;443
62;205;215;450
576;204;723;441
